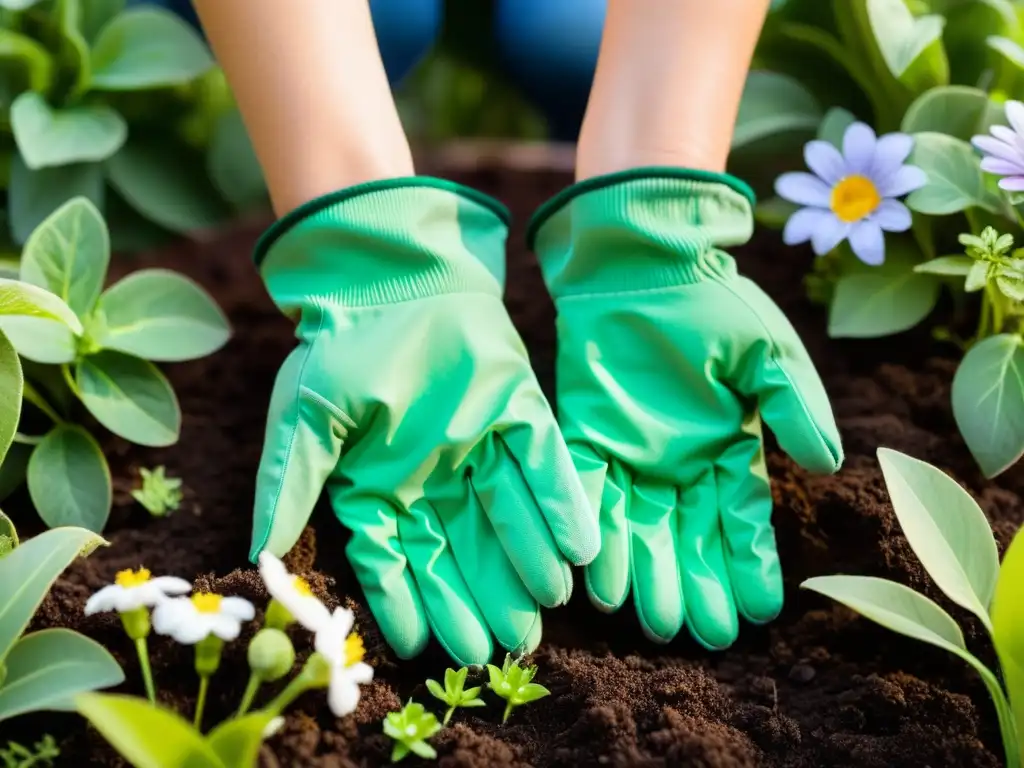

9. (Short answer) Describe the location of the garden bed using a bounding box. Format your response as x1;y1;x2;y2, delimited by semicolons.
14;162;1023;767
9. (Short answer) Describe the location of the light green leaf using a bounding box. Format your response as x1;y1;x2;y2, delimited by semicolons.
0;628;123;720
0;330;21;467
992;526;1024;759
20;196;108;318
755;197;800;229
966;260;991;292
106;139;231;235
866;0;948;88
0;443;30;502
8;155;104;246
408;741;437;760
81;0;125;43
0;29;54;93
94;269;230;361
877;447;999;628
952;333;1024;477
0;509;17;550
207;107;267;211
731;71;822;150
913;255;973;276
906;132;1002;215
0;525;105;661
0;278;83;333
11;93;126;171
987;35;1024;93
90;7;214;90
0;0;42;9
76;351;180;447
206;712;275;766
27;425;111;531
426;678;447;702
0;317;76;364
516;683;551;704
828;269;940;338
75;693;226;768
817;106;858;148
901;86;1005;142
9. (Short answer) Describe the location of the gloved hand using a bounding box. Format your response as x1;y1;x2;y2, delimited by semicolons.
530;169;843;649
251;178;599;666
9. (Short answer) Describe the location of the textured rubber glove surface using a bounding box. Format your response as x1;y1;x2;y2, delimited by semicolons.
531;169;843;650
253;178;599;666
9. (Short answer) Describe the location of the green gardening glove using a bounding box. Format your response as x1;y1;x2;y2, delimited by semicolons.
530;169;843;650
251;178;599;666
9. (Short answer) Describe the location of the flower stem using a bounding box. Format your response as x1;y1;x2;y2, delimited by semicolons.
60;365;79;397
21;382;63;425
443;706;454;726
263;653;331;716
502;701;513;724
135;638;156;704
236;672;263;717
195;675;210;730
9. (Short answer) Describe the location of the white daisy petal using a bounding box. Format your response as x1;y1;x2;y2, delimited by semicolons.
775;172;832;207
982;156;1024;176
783;207;831;246
220;597;256;621
152;597;195;635
258;552;331;632
843;122;877;174
348;661;375;685
207;613;243;642
84;585;119;616
870;133;914;180
870;199;913;232
999;176;1024;191
116;586;158;612
877;165;927;197
314;609;356;663
810;215;850;255
171;619;214;645
973;134;1022;163
849;220;886;265
1005;100;1024;136
327;674;361;718
150;576;192;596
804;140;846;185
290;596;332;632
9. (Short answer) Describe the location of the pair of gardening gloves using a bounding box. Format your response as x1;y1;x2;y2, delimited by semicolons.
249;169;843;666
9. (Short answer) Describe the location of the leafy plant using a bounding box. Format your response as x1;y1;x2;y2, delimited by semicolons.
0;196;229;531
0;736;59;768
802;446;1022;767
131;465;182;516
0;525;123;722
486;654;550;724
382;700;443;763
426;667;486;725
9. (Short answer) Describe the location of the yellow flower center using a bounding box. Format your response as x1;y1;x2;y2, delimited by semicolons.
191;593;223;614
344;632;365;667
292;576;313;597
115;568;151;588
830;175;881;223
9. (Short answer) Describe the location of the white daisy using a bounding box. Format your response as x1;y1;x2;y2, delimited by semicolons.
84;567;191;615
314;607;374;717
258;551;331;631
152;593;256;645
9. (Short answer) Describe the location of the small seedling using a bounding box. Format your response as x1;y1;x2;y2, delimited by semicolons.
131;466;183;517
382;700;442;762
426;667;486;725
486;654;550;723
0;736;59;767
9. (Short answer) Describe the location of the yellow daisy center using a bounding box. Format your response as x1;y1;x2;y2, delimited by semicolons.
191;593;223;613
292;576;313;597
830;175;881;223
115;568;151;588
344;632;365;667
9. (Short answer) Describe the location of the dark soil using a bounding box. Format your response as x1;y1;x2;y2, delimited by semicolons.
10;163;1023;767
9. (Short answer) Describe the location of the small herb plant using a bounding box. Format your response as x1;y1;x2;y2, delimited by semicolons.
0;196;230;532
383;700;443;763
131;465;183;516
426;666;486;725
0;736;59;768
486;654;551;723
802;447;1023;768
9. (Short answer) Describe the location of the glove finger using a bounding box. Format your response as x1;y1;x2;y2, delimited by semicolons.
472;435;573;608
716;432;783;625
629;480;684;643
677;470;739;651
252;348;343;561
328;485;429;660
437;488;542;655
399;498;494;667
500;416;601;566
583;456;631;613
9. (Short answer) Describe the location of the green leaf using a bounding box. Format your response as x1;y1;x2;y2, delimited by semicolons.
90;7;214;91
966;260;991;292
0;278;83;333
20;196;108;318
0;330;21;467
8;155;104;246
754;197;800;229
828;252;940;338
0;525;105;661
205;712;275;767
913;254;974;276
0;509;16;548
731;71;821;150
11;94;126;171
876;447;999;628
425;678;447;703
952;333;1024;477
906;132;1002;215
76;351;180;447
207;107;267;211
866;0;948;90
0;29;54;93
817;106;858;148
93;269;230;361
106;138;231;234
80;0;125;43
987;36;1024;93
0;0;41;9
901;86;1005;142
0;443;30;502
992;526;1024;760
27;425;111;531
75;693;226;768
0;628;123;720
408;741;437;760
0;316;76;364
55;0;91;97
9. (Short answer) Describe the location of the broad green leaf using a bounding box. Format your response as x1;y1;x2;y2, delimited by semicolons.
988;36;1024;93
0;0;41;9
992;526;1024;758
425;678;446;701
75;351;180;447
0;330;21;467
952;334;1024;477
20;196;108;317
866;0;948;90
828;270;939;338
731;71;822;150
0;628;123;720
75;693;226;768
877;447;999;627
106;139;231;234
27;425;111;531
817;106;858;148
94;269;230;362
933;0;1019;84
901;86;1005;142
755;197;800;229
0;317;76;364
0;525;105;661
90;8;214;90
8;155;104;246
906;132;1002;215
206;712;275;767
81;0;126;43
0;443;30;502
913;254;973;276
11;94;126;170
0;278;82;333
207;107;267;211
0;29;54;93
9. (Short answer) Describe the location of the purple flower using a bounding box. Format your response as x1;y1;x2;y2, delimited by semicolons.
774;122;927;265
972;100;1024;192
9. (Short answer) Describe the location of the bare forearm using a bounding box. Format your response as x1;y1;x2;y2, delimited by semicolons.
193;0;414;216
